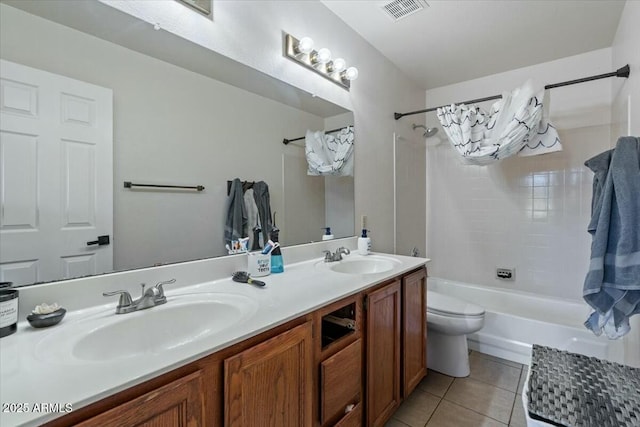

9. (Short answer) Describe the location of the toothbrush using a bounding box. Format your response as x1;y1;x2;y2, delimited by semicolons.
261;240;275;255
267;242;280;255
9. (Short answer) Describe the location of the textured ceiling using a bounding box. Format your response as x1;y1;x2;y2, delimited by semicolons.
322;0;626;89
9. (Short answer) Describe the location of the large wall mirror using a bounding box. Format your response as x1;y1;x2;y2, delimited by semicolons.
0;1;355;287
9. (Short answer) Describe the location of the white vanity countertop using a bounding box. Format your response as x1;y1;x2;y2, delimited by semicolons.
0;251;429;427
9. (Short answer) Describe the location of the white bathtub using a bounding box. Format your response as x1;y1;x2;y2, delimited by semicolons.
428;277;627;365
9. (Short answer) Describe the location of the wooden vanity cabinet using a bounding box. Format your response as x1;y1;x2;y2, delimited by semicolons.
224;321;313;427
402;268;427;397
42;267;426;427
42;316;312;427
365;279;402;427
365;267;427;426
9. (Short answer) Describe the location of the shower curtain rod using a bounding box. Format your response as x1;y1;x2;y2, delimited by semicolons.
282;124;353;145
394;64;630;120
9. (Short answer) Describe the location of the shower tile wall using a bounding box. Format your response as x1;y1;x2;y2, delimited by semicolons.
426;123;611;301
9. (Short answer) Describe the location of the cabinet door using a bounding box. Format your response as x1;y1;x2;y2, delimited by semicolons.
225;321;313;427
402;268;427;397
76;371;203;427
366;280;401;427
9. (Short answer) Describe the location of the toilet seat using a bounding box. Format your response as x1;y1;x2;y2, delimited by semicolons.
428;307;484;319
427;291;484;317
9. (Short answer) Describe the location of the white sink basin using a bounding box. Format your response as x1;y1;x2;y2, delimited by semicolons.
36;293;258;363
326;255;401;275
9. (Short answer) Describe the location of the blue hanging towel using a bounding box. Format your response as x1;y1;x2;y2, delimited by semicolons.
583;136;640;338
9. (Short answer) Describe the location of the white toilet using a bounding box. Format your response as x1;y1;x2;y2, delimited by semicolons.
426;290;485;377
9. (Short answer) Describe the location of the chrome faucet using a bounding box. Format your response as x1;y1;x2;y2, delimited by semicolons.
323;247;351;262
103;279;176;314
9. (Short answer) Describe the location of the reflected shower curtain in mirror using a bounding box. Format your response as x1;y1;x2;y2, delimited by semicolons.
436;80;562;165
305;126;354;176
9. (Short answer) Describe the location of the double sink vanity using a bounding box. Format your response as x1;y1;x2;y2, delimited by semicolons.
1;239;429;427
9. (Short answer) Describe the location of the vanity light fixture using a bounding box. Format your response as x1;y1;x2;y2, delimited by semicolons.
284;32;358;90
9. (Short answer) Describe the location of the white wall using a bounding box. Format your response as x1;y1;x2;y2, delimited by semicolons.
282;147;326;245
425;48;614;302
611;0;640;137
395;134;427;257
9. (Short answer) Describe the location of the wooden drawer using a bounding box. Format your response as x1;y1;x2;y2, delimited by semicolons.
334;402;362;427
320;338;362;424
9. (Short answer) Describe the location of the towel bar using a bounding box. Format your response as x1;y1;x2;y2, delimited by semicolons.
123;181;205;191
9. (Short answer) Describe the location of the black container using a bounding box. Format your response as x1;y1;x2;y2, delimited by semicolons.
0;282;18;338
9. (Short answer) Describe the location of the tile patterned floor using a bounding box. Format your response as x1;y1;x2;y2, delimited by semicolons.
386;351;529;427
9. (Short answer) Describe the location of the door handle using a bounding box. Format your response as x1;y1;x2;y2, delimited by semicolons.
87;235;110;246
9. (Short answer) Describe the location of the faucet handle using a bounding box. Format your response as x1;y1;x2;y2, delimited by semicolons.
103;290;133;307
322;250;332;262
337;247;351;255
154;278;176;298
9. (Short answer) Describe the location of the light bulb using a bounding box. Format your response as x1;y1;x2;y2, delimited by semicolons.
343;66;359;81
315;48;332;64
297;37;314;54
331;58;346;72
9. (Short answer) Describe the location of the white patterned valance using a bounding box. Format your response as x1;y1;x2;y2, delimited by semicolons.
436;81;561;165
305;126;354;176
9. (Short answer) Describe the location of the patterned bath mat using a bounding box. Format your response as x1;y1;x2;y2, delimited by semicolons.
527;344;640;427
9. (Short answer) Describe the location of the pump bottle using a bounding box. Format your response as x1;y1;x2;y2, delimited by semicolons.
270;226;284;273
322;227;334;241
357;229;371;255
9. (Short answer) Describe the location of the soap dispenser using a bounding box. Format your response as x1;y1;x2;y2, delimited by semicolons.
322;227;334;241
358;229;371;255
270;215;284;273
358;215;371;255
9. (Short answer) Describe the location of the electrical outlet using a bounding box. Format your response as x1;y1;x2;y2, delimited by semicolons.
496;268;515;281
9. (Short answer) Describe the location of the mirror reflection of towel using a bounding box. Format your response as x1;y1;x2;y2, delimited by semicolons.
252;181;272;244
244;188;261;249
224;178;247;245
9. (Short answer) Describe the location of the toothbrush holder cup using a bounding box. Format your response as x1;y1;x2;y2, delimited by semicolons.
247;252;271;277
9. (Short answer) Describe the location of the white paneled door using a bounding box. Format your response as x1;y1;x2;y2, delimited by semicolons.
0;60;113;285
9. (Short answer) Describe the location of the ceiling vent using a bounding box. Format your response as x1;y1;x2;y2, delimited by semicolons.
381;0;428;22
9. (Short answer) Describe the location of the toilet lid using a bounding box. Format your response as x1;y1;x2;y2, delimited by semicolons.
427;291;485;317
